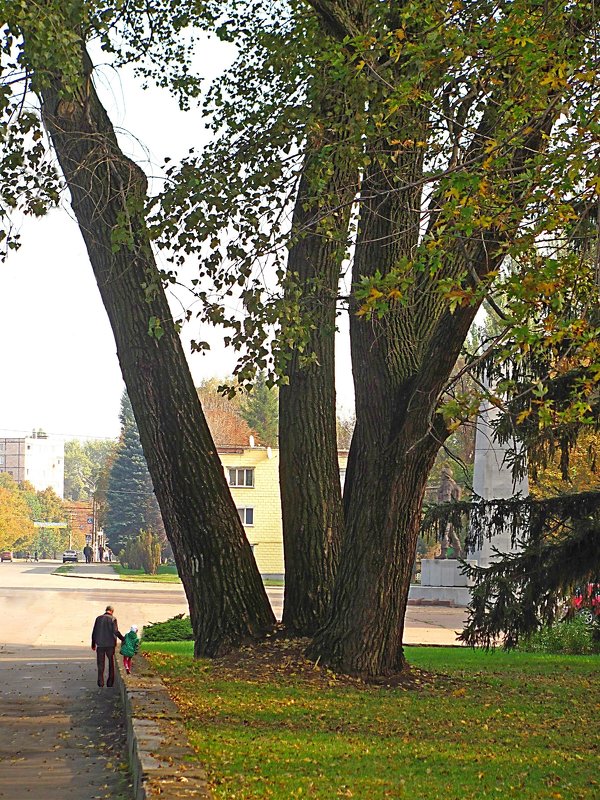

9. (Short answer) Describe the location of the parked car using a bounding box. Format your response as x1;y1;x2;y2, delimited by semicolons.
0;551;13;562
62;550;79;563
569;583;600;624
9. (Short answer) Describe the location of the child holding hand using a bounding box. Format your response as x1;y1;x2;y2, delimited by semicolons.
120;624;140;674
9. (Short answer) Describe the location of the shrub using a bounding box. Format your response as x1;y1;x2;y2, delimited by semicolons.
520;617;600;655
120;529;161;574
142;614;194;642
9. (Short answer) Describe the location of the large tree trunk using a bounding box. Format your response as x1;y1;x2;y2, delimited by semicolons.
306;132;456;674
279;113;357;633
37;45;275;655
307;116;553;675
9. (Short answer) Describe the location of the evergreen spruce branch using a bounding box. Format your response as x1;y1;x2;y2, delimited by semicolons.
421;491;600;648
459;495;600;649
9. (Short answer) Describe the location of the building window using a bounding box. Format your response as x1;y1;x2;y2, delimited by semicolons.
237;507;254;526
340;468;346;490
0;456;4;466
229;467;254;488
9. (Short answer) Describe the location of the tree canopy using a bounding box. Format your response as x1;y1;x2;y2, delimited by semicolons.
0;473;69;554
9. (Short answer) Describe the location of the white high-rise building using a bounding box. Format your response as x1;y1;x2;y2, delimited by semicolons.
0;432;64;497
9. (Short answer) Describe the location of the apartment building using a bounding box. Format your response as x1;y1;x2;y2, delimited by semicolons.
206;409;348;578
0;431;64;497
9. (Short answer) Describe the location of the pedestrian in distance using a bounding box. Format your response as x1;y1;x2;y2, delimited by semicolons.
98;544;105;563
120;625;140;675
91;604;124;687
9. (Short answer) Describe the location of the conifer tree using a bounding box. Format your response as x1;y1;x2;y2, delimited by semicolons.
105;392;165;555
240;372;279;447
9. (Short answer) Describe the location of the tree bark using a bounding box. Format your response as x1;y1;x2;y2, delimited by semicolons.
278;23;362;635
279;174;350;634
36;45;275;655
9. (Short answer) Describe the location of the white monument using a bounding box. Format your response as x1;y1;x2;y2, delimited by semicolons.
410;464;474;606
408;395;529;606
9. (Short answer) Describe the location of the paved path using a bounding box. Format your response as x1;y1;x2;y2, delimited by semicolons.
0;644;130;800
0;561;189;799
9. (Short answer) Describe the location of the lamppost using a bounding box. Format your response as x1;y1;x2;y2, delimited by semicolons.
92;491;96;550
82;482;97;559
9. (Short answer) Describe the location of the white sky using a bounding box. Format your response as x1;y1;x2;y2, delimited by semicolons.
0;38;354;443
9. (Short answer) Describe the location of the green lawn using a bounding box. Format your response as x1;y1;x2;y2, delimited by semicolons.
110;564;283;586
54;564;75;574
142;641;599;799
111;564;181;582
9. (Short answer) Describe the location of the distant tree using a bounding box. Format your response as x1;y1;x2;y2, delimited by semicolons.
19;480;44;522
196;377;243;413
240;372;279;447
64;439;117;501
0;474;34;551
105;392;166;555
336;412;355;451
428;423;476;493
34;485;70;554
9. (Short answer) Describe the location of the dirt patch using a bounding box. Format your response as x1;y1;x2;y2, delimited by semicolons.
205;630;445;692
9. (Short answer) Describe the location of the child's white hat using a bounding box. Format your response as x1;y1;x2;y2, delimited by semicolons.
130;625;138;632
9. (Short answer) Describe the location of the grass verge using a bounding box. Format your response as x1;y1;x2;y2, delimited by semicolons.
111;564;181;582
111;564;281;586
143;639;599;799
53;564;75;574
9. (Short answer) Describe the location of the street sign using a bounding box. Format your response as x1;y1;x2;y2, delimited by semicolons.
87;517;94;524
33;521;68;528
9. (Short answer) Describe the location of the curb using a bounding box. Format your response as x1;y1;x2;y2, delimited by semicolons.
115;654;212;799
53;571;183;584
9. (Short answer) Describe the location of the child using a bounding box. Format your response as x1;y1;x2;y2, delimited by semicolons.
120;625;140;674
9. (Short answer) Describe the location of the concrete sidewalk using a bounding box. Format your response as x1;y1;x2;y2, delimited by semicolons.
60;563;122;579
0;644;132;800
